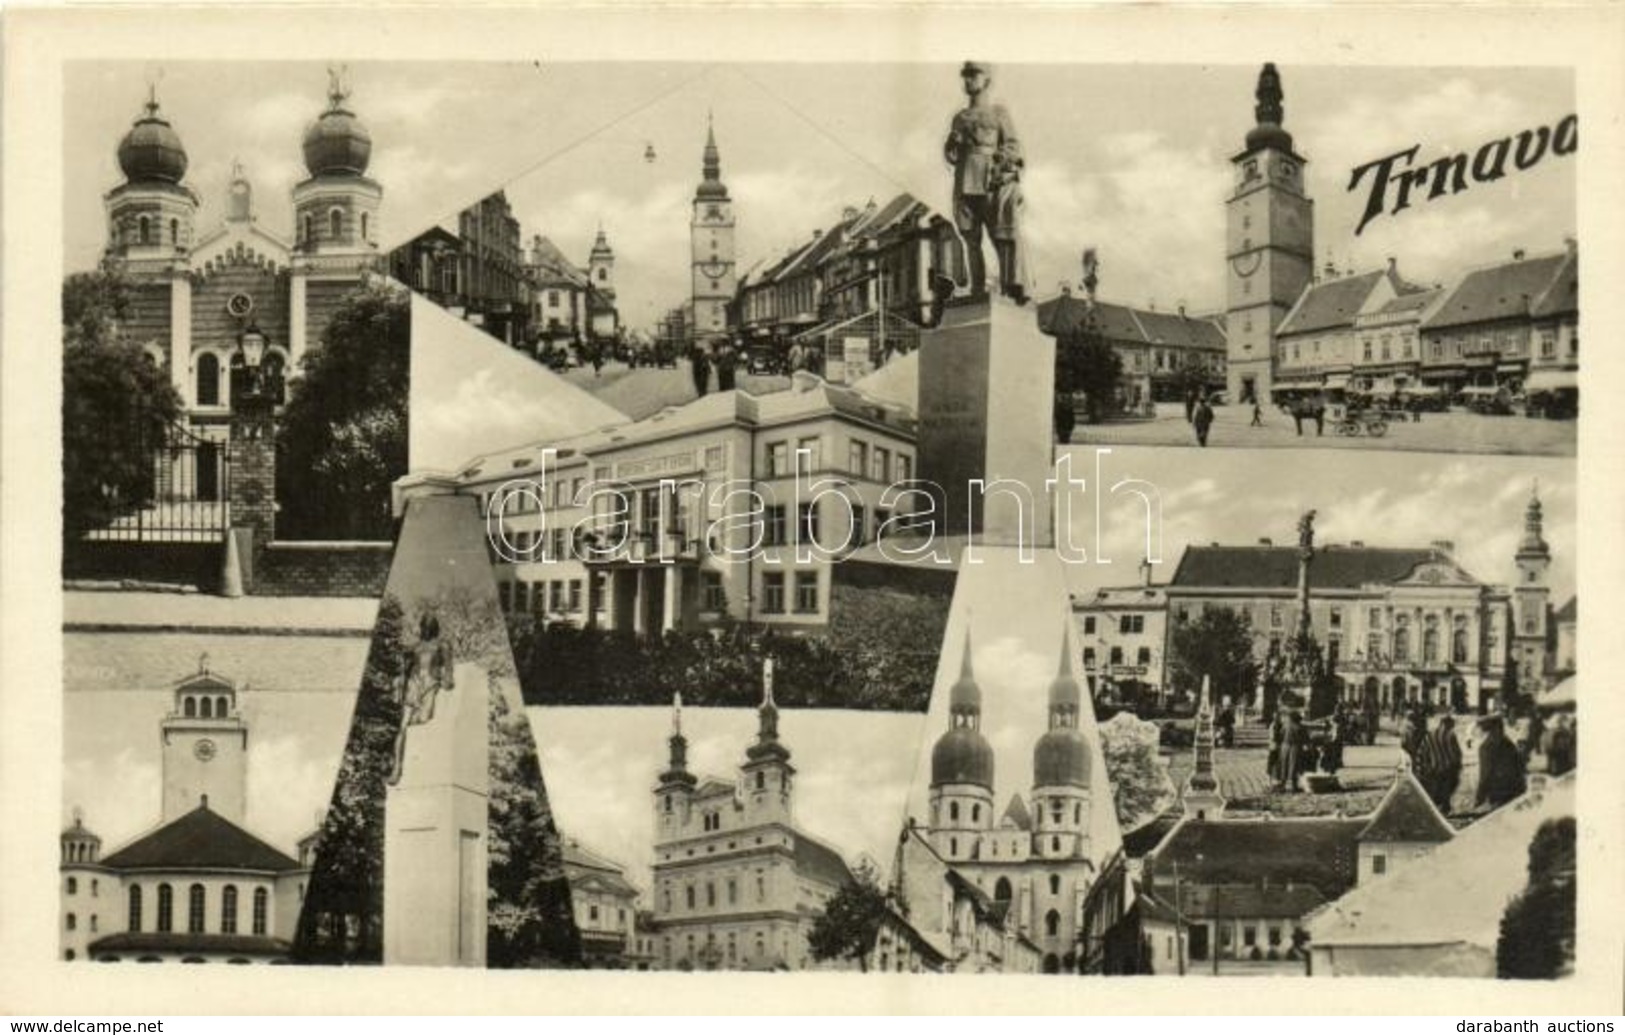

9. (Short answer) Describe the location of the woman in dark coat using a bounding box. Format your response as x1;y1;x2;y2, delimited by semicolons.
689;344;711;397
1475;715;1527;810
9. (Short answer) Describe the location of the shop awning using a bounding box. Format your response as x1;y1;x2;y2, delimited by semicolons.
1323;374;1351;390
1524;368;1579;393
1421;367;1466;380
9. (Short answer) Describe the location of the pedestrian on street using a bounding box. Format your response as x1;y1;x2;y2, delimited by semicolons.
1313;396;1327;436
1250;400;1264;427
1416;713;1463;814
689;343;711;398
1192;397;1215;447
1184;388;1197;424
1290;399;1305;436
1519;708;1546;766
1542;713;1575;776
788;341;806;373
1278;710;1307;792
714;339;739;392
1475;715;1527;810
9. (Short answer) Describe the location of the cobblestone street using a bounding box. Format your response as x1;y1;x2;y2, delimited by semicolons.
1068;401;1575;456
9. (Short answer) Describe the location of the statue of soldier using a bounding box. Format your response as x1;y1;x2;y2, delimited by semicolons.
943;61;1029;304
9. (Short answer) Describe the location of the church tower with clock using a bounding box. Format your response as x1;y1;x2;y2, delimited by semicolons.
691;116;737;342
1225;63;1314;405
159;657;249;826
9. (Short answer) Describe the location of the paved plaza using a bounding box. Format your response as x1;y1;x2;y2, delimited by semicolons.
1162;738;1487;819
1069;402;1575;456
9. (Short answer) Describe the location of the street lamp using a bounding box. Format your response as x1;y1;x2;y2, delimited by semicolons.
239;321;267;371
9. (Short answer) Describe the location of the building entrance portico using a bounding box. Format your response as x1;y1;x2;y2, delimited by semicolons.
602;563;700;636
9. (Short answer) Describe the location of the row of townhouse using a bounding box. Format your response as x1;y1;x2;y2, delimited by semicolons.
1271;243;1578;407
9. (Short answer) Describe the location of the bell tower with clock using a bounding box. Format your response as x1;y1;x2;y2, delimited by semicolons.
160;656;249;825
691;115;736;342
1225;63;1314;404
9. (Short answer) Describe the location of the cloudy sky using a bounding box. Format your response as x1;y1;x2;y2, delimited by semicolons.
67;61;1575;334
1062;445;1576;606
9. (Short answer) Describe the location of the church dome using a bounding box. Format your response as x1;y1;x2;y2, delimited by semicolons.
1033;728;1091;788
303;88;372;177
1245;123;1295;154
932;726;995;789
118;100;188;184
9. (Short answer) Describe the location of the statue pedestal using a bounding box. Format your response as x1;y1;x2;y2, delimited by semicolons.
917;297;1055;548
383;660;490;968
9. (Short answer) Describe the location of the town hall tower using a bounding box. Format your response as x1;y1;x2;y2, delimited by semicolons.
1225;63;1315;405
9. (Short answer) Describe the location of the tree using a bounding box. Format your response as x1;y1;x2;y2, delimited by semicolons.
1170;351;1211;402
1167;607;1259;706
1057;316;1123;425
807;859;891;972
276;279;409;540
1098;712;1176;830
1497;817;1576;979
61;261;183;536
293;594;409;963
487;678;581;968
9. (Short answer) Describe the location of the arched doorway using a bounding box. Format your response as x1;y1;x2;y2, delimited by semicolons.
1042;953;1060;974
993;877;1013;904
1392;676;1408;706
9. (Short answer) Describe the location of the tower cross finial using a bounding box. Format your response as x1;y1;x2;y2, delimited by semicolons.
143;68;164;117
673;691;683;736
327;64;350;106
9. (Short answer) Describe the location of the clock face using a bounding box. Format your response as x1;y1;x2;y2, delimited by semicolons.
698;261;730;280
1230;252;1263;278
226;292;254;318
194;739;217;762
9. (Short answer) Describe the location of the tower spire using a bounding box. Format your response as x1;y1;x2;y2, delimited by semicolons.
1519;481;1550;556
747;657;791;762
662;691;695;783
1254;62;1284;128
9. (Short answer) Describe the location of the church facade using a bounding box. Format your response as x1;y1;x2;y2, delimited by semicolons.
59;661;316;963
911;628;1122;974
101;71;383;453
648;681;856;971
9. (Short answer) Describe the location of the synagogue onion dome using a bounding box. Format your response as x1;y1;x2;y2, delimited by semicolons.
117;94;189;184
695;119;729;201
302;80;373;177
1244;62;1295;155
1033;637;1091;788
930;628;995;790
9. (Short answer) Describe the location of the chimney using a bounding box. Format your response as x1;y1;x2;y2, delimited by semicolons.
1258;537;1273;546
1431;539;1455;555
1141;558;1153;587
1177;300;1188;318
1386;256;1397;274
1513;248;1526;260
1565;236;1577;256
842;205;859;222
811;229;823;239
